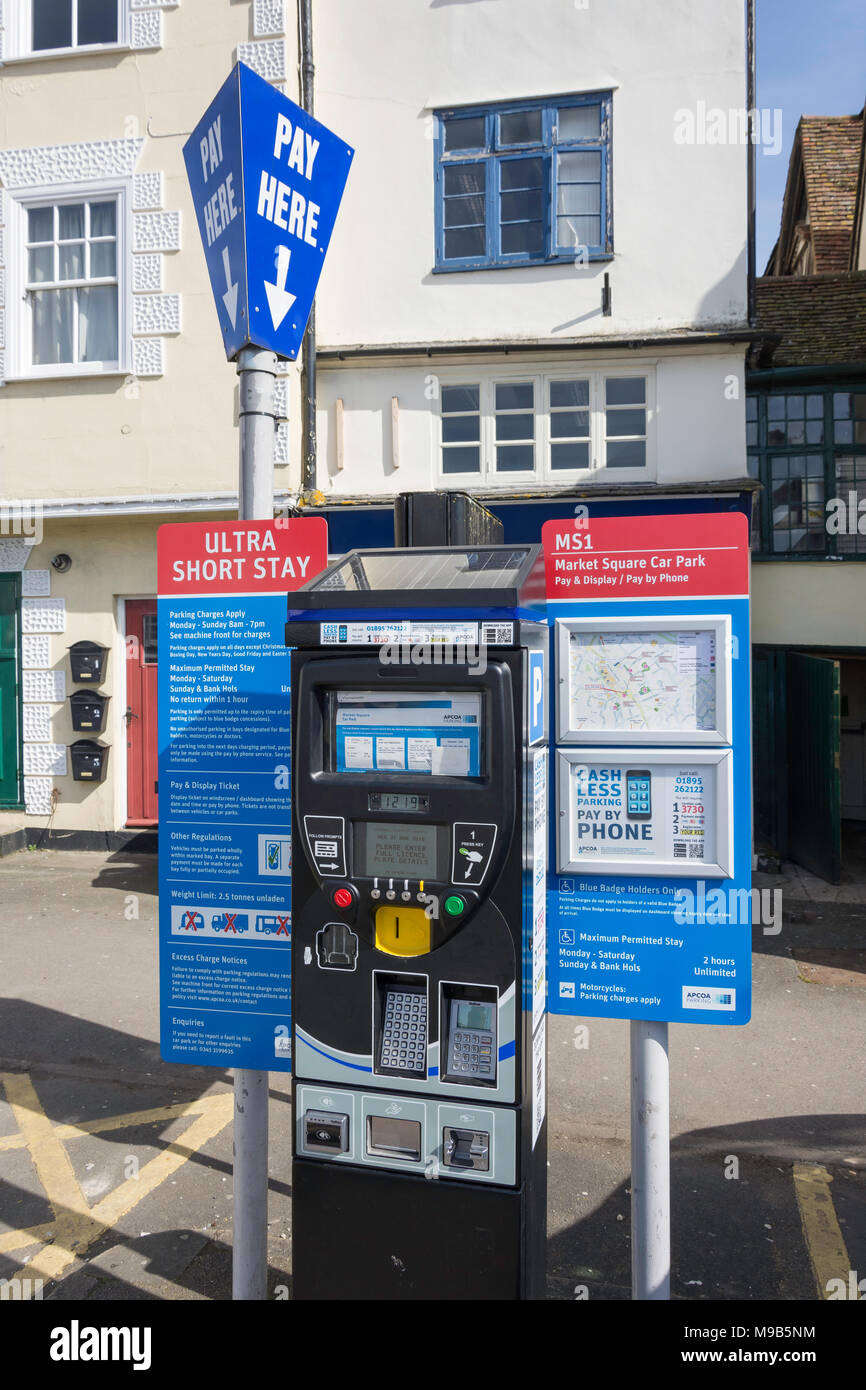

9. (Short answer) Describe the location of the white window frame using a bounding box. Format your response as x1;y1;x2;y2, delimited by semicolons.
4;0;128;60
601;370;651;472
490;376;542;483
436;364;656;487
7;182;132;381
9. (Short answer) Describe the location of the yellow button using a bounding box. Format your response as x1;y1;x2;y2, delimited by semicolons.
374;905;431;957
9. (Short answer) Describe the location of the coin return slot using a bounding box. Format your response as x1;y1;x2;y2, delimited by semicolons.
366;1115;422;1163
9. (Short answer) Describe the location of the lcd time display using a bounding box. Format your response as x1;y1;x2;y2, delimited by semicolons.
362;823;440;879
368;793;430;813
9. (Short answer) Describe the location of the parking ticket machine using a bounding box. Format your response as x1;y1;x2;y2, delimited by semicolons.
286;546;549;1300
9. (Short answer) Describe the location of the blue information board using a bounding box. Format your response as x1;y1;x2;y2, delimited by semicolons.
157;518;327;1069
543;513;753;1026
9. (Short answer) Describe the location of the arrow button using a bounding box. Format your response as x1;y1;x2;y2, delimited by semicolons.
264;245;297;330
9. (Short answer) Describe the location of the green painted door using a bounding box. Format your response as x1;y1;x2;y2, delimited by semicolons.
0;575;22;807
786;651;841;883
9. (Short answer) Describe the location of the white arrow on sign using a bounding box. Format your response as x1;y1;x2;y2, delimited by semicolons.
264;245;297;330
221;247;238;329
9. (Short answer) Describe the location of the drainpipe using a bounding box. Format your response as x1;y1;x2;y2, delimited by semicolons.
746;0;756;326
299;0;318;499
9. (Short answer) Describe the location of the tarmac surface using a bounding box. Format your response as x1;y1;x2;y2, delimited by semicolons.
0;848;863;1302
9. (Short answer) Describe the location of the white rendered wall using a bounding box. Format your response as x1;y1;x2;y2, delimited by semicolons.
316;348;747;496
752;565;866;648
314;0;748;349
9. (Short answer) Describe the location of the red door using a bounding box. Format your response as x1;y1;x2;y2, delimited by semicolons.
126;600;158;826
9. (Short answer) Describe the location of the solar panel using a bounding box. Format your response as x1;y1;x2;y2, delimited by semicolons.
292;545;541;609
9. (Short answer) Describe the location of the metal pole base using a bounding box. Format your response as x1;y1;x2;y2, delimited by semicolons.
630;1019;670;1300
232;1068;270;1300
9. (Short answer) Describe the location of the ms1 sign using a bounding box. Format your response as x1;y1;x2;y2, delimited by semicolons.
183;61;354;361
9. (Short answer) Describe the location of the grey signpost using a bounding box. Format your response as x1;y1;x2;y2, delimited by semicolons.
233;346;277;1302
182;62;354;1301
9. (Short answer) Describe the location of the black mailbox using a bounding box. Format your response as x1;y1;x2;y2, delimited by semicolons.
68;640;109;684
70;740;110;783
69;690;109;733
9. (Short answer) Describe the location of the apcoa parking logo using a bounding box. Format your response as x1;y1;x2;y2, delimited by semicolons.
682;987;736;1011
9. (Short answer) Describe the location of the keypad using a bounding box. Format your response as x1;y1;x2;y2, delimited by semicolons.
448;1029;495;1080
380;990;427;1074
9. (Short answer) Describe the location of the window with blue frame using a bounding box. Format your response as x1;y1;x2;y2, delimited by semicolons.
434;93;612;270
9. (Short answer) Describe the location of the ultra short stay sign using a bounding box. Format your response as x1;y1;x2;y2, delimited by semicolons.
157;518;327;1070
183;62;354;360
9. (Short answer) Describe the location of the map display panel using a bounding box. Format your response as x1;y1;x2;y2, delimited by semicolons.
569;628;716;734
557;616;730;745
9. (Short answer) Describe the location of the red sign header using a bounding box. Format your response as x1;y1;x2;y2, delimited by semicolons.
157;518;328;596
541;512;749;600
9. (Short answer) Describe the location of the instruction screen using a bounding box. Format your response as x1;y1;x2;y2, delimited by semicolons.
333;691;482;777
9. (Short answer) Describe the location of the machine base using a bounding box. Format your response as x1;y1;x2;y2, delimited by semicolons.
292;1157;542;1300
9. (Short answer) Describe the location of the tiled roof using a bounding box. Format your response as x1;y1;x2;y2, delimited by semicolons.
754;273;866;366
799;114;863;272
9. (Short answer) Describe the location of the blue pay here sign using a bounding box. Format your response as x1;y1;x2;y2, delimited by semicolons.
183;62;354;360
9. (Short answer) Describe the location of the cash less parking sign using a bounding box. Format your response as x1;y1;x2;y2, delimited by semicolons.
157;518;327;1069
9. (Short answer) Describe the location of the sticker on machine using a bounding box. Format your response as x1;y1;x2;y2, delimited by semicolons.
531;749;547;1034
320;621;408;645
320;620;480;646
480;621;514;645
531;1017;546;1149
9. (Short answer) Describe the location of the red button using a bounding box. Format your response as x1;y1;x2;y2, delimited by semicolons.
333;888;354;909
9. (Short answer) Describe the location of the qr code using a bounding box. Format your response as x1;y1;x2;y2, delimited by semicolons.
481;622;512;645
688;843;704;858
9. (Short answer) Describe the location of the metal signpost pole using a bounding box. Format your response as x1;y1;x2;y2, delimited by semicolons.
182;58;353;1303
630;1019;671;1300
233;344;277;1302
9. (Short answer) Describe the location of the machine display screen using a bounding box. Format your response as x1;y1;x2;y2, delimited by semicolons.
361;823;441;879
329;690;483;778
368;793;430;813
457;1002;495;1032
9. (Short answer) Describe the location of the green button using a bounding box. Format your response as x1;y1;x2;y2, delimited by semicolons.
444;895;465;917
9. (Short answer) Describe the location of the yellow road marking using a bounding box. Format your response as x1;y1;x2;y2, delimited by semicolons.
2;1072;92;1219
793;1162;858;1299
0;1073;234;1284
0;1222;56;1256
0;1093;231;1152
